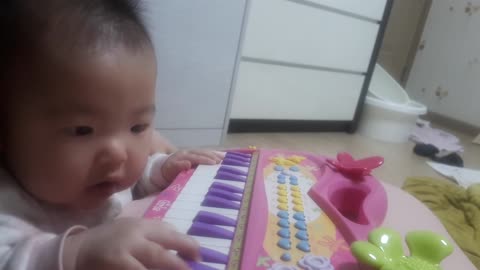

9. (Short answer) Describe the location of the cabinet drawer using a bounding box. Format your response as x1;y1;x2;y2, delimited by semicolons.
158;129;223;147
302;0;387;21
242;0;379;72
231;61;365;120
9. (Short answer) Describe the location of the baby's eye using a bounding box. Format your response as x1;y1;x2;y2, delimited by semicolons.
131;124;149;134
71;126;94;136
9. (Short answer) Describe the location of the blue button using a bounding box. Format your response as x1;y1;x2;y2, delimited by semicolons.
274;165;284;171
295;231;309;241
289;175;298;181
290;179;299;186
277;179;286;184
295;221;307;230
293;212;305;221
277;228;291;238
297;241;310;252
277;238;291;250
277;211;289;219
290;166;299;172
281;253;292;262
277;174;286;180
278;218;290;228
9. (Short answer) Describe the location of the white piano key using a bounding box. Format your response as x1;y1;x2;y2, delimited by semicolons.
203;262;226;270
211;180;245;189
169;201;239;218
191;165;222;177
164;208;238;222
162;219;233;248
180;184;210;194
164;208;197;220
180;182;245;198
219;165;249;174
162;218;191;234
199;245;230;257
175;192;205;202
163;218;234;235
192;235;232;249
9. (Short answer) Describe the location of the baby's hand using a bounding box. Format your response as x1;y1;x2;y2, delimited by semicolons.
160;149;224;184
64;218;199;270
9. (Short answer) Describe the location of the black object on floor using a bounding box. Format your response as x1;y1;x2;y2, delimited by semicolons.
432;153;464;168
413;143;464;167
413;143;439;157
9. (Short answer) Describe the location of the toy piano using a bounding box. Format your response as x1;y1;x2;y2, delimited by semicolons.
142;148;394;270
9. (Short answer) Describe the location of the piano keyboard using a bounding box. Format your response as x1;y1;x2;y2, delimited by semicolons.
143;149;387;270
143;151;256;270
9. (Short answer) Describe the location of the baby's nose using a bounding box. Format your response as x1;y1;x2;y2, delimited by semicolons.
98;138;128;167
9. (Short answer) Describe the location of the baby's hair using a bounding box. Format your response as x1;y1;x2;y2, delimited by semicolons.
0;0;152;84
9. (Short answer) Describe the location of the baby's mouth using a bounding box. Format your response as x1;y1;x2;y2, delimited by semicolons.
88;181;118;195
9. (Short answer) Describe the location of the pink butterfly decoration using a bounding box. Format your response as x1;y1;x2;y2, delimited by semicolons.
327;152;384;178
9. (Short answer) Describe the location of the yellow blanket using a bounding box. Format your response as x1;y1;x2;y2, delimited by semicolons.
403;177;480;269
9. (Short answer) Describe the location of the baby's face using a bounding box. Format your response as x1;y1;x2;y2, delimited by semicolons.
3;47;157;209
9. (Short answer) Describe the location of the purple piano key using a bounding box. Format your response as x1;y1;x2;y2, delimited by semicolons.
215;171;246;182
222;158;250;167
188;221;234;239
226;151;252;159
207;188;242;202
200;247;229;264
186;261;218;270
225;152;251;163
202;195;241;210
218;165;248;176
210;182;244;194
194;210;237;226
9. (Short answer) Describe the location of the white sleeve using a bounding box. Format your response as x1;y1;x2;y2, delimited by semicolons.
133;153;170;199
0;214;86;270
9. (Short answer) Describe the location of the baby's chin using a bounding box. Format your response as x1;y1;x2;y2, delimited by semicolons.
76;183;133;210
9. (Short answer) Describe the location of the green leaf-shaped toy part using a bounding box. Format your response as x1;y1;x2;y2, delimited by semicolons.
406;231;453;265
351;241;387;268
368;228;405;262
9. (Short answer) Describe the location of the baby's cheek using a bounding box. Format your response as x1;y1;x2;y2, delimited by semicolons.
130;150;150;178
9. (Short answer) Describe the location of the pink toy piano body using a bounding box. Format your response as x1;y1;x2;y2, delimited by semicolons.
307;160;388;244
142;149;387;270
241;150;387;270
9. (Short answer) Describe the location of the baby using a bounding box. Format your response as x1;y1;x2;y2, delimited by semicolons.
0;0;222;269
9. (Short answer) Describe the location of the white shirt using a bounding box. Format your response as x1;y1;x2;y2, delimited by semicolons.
0;153;167;270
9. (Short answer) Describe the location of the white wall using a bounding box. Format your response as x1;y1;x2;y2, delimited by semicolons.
143;0;247;146
407;0;480;127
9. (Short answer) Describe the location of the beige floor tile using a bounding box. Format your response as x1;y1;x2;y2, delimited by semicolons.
221;129;480;187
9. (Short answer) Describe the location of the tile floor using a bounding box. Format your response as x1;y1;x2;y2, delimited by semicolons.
221;125;480;187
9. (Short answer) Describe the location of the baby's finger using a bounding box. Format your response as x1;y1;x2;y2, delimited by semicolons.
188;150;222;163
185;152;220;165
175;160;192;171
193;154;218;165
121;256;148;270
213;151;226;159
144;222;200;261
134;242;191;270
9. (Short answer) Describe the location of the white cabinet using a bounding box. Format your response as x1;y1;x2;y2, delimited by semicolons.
144;0;247;146
303;0;387;21
230;0;392;131
242;0;380;72
231;61;365;120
